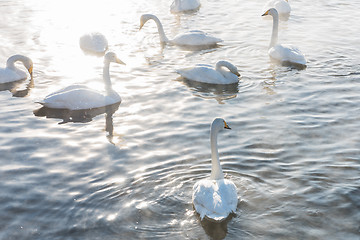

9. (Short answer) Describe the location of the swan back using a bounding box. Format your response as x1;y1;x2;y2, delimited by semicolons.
170;0;201;13
79;32;108;54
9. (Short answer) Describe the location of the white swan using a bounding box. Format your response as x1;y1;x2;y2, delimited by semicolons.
139;14;222;48
79;32;108;55
262;8;306;67
263;0;291;16
176;61;240;84
0;55;33;84
37;52;125;110
193;118;238;222
170;0;200;13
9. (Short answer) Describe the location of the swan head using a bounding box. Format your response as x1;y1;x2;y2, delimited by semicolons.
139;14;155;30
24;59;33;78
212;118;231;133
216;61;241;77
104;52;125;65
262;8;278;17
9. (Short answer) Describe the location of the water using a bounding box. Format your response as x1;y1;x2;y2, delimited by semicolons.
0;0;359;239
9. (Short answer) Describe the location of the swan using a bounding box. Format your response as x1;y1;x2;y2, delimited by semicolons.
79;32;108;55
170;0;200;13
176;61;240;84
263;0;291;16
262;8;306;67
192;118;238;222
0;55;33;84
37;52;125;110
139;14;222;49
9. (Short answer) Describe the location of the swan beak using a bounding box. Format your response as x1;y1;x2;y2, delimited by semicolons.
224;121;231;130
28;66;33;77
235;71;241;77
262;10;269;16
139;22;144;30
116;58;126;65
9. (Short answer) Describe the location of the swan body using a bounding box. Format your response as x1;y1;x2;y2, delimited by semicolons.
264;0;291;16
192;118;238;222
139;14;222;48
79;32;108;54
262;8;306;67
38;52;125;110
170;0;200;13
0;55;33;84
176;61;240;84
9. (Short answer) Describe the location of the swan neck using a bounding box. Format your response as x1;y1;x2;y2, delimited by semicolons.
270;12;279;48
151;16;169;43
210;127;224;180
6;55;24;69
103;61;113;95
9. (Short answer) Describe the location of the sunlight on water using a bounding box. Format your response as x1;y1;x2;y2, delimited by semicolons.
0;0;360;239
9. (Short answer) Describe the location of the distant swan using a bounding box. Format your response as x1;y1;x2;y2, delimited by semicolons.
37;52;125;110
176;61;240;84
170;0;200;13
0;55;33;84
139;14;222;49
192;118;238;222
79;32;109;55
263;0;291;16
262;8;306;67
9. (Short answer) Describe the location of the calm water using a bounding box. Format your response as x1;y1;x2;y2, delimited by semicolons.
0;0;359;239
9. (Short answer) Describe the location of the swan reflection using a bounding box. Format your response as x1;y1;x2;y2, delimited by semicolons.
180;77;238;104
197;213;234;240
33;102;120;124
0;77;34;97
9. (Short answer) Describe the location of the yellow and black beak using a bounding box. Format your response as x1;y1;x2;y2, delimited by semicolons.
139;22;144;30
262;10;270;16
224;121;231;130
28;66;33;78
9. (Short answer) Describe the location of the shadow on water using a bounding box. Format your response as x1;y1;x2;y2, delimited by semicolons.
0;77;34;97
179;77;238;104
33;102;120;125
194;210;235;240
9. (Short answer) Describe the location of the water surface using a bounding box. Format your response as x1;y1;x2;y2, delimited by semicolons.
0;0;359;239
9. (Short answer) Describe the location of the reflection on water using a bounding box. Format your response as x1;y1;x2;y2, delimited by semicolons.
0;77;34;97
180;77;238;104
1;0;360;239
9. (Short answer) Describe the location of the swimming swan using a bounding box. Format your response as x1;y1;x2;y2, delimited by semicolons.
262;8;306;67
79;32;109;55
37;52;125;110
192;118;238;222
263;0;291;16
139;14;222;48
176;61;240;84
170;0;200;13
0;55;33;84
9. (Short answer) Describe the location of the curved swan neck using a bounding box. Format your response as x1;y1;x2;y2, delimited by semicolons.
6;55;27;69
270;10;279;48
103;60;113;95
148;15;169;43
210;124;224;180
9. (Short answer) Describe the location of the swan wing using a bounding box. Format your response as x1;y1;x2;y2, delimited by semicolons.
173;31;222;46
0;68;27;84
39;88;121;110
193;179;238;221
269;44;306;65
177;66;228;84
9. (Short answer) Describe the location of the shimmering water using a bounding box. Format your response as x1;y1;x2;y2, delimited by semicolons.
1;0;359;239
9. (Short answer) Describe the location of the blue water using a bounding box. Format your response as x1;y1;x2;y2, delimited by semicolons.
0;0;359;239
